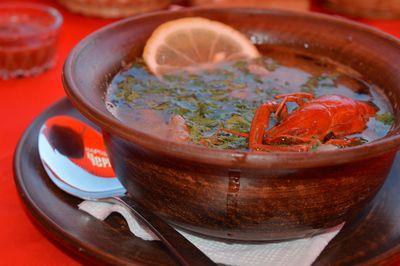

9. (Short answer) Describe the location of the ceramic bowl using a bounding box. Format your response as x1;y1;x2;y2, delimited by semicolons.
63;8;400;241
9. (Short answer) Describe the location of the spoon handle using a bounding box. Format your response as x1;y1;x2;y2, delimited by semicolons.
109;195;216;266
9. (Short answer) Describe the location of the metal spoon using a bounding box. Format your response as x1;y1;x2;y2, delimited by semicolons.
38;115;215;266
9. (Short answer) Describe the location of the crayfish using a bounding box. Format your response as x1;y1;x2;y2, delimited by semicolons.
221;92;378;152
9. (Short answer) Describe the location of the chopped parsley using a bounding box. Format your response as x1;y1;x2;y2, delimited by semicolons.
376;112;395;126
107;56;393;150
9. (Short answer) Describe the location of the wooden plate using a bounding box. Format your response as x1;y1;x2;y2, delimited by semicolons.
14;98;400;265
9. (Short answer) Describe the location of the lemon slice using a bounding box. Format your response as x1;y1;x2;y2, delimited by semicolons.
143;17;260;76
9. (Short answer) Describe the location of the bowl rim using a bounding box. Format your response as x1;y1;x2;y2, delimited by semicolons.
63;7;400;169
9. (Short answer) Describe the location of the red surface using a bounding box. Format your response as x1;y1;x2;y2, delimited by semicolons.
1;0;400;264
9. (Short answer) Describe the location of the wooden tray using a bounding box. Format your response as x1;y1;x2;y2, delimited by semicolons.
14;98;400;265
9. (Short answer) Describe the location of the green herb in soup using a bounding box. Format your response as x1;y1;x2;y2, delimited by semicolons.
106;48;394;151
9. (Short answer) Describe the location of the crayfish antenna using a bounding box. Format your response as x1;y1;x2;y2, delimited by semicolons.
217;128;249;138
275;92;314;106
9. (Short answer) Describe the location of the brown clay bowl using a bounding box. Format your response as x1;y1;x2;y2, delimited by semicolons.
63;7;400;241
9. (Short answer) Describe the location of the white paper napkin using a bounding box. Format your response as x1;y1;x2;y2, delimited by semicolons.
79;200;343;266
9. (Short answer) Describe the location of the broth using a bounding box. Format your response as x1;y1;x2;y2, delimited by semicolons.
106;46;394;151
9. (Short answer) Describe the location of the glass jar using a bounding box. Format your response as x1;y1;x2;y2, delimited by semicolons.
0;3;63;79
56;0;171;18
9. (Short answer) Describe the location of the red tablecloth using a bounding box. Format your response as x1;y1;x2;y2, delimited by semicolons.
1;0;399;264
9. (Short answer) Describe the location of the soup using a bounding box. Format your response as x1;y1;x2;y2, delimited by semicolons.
105;46;394;151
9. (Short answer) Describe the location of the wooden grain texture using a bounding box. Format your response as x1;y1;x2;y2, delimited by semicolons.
106;131;394;240
13;98;400;265
62;7;400;241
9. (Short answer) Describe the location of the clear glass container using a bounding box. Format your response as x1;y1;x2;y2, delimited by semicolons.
56;0;170;19
0;3;63;79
